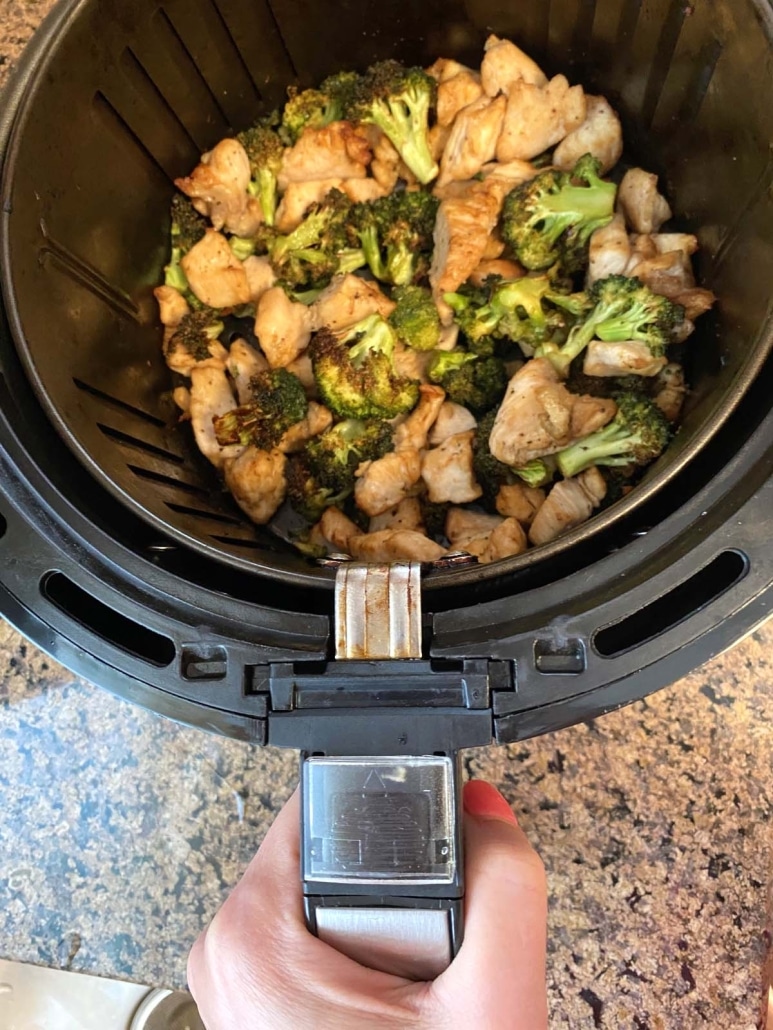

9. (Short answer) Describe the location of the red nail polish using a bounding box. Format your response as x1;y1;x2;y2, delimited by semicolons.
463;780;518;825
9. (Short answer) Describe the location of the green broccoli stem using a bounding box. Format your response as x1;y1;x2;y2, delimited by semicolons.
387;244;414;286
542;181;616;224
358;225;389;280
164;253;189;293
337;248;367;274
272;209;327;262
370;95;438;185
229;237;256;261
541;294;634;376
556;423;637;479
594;300;659;343
513;459;552;488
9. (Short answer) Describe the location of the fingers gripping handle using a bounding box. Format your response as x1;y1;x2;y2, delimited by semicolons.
301;754;464;980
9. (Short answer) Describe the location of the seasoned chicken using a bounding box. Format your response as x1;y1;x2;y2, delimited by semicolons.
587;214;631;286
393;384;446;452
254;287;314;367
348;529;445;562
495;482;545;525
480;158;541;186
341;178;390;203
172;385;191;416
369;496;425;533
175;139;264;237
445;508;503;558
181;230;252;309
278;122;371;188
320;506;360;553
392;342;433;384
371;131;402;192
437;324;460;351
553;96;623;174
242;255;277;301
480;34;547;95
482;231;507;261
227;338;268;403
529;467;607;546
429;123;453;165
286;352;317;397
354;449;423;516
649;233;699;258
497;75;586;162
489;358;617;467
470;257;524;287
438;95;507;187
483;517;529;562
617;168;672;234
278;402;333;453
275;178;343;232
421;431;482;504
312;274;396;331
154;285;190;328
189;365;242;468
223;446;287;524
428;401;477;446
627;249;716;320
653;363;687;423
437;68;485;128
583;340;667;378
426;57;477;82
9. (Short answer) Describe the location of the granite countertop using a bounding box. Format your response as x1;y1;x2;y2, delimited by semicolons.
1;4;772;1028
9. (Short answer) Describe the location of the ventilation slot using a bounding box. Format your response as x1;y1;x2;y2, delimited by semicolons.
97;423;185;464
127;464;211;498
74;379;166;427
42;572;175;667
594;550;748;658
164;501;244;526
0;511;6;540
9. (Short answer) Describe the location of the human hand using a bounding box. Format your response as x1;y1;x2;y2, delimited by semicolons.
188;779;548;1030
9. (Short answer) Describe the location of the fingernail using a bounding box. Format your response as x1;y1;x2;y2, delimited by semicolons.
463;780;518;825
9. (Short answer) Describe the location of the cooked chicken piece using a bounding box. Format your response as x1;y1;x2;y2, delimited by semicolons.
371;131;402;192
286;352;317;397
154;285;190;328
481;34;547;96
227;338;269;403
242;255;277;302
529;467;607;546
369;496;425;534
278;122;371;189
495;482;545;525
437;324;460;351
553;96;623;174
164;331;229;377
341;178;390;203
392;342;433;384
430;181;505;320
429;401;477;446
672;318;695;344
587;214;631;286
172;385;191;416
348;528;445;563
497;75;586;162
181;230;252;310
626;233;658;266
320;506;361;553
481;158;541;186
437;68;485;128
354;449;423;517
583;340;667;378
653;363;687;423
176;138;264;236
223;446;287;524
617;168;672;234
254;287;314;368
278;401;333;453
393;384;446;452
676;288;716;321
446;508;503;547
438;95;507;187
426;57;477;82
422;431;482;504
482;231;506;260
189;365;242;468
470;257;524;287
649;233;699;258
483;517;528;562
489;358;617;467
627;249;716;320
312;274;396;331
275;178;343;232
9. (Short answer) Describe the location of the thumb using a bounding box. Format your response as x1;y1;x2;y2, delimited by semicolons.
436;781;548;1027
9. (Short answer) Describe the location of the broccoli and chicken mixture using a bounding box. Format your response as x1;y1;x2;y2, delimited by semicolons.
154;35;715;565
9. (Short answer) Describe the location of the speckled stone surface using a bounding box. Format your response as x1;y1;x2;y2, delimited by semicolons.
1;4;773;1029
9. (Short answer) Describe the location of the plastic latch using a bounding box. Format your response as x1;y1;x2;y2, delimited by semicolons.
533;637;586;674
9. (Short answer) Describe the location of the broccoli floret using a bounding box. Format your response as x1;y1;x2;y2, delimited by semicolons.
512;457;554;488
389;285;441;351
212;368;308;450
228;236;257;261
236;124;284;227
556;392;671;479
286;452;351;523
419;497;450;540
336;248;368;274
280;72;363;144
349;190;438;286
538;275;684;376
270;189;352;288
472;409;511;504
347;60;438;185
305;419;393;493
427;349;507;415
445;275;587;356
164;194;207;293
501;154;616;272
165;310;224;362
310;314;420;419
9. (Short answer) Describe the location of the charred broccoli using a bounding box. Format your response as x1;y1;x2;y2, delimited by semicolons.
389;285;441;351
212;368;308;449
164;195;207;294
346;60;438;185
512;458;554;488
270;188;353;288
501;154;616;272
538;275;684;376
237;124;284;226
349;190;438;286
556;392;671;478
427;350;507;415
164;310;224;363
305;418;393;492
285;453;351;523
281;71;362;144
472;409;512;504
310;314;420;419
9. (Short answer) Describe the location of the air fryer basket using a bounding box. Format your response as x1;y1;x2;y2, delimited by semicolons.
2;0;773;593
